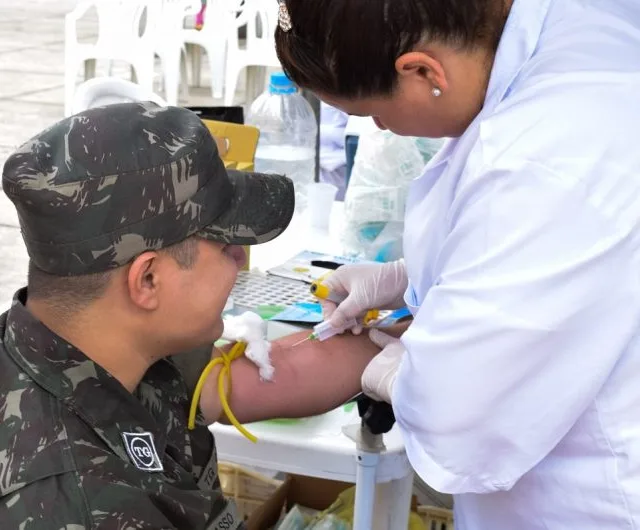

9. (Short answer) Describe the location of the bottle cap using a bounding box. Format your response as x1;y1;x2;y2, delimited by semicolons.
269;72;297;95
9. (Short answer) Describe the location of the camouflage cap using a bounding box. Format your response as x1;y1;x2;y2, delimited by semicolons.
1;102;294;275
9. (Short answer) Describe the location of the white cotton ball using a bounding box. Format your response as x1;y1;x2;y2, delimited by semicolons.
221;314;249;342
245;340;274;381
221;311;275;381
239;311;267;342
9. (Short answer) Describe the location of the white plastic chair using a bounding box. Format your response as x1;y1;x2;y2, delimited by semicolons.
223;0;281;105
71;77;167;115
64;0;156;117
153;0;201;106
182;0;234;99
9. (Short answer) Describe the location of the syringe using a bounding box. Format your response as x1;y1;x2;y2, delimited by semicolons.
291;317;359;347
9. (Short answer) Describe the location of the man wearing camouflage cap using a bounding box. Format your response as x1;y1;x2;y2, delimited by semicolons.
0;102;381;529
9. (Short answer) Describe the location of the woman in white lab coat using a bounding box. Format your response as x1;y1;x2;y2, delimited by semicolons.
275;1;640;529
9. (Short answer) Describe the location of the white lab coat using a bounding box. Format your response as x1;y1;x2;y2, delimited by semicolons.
395;0;640;528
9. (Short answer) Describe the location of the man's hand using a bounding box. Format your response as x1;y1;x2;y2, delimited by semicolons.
321;260;408;333
362;329;406;403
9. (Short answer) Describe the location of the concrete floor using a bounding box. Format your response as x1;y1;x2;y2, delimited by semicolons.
0;0;246;310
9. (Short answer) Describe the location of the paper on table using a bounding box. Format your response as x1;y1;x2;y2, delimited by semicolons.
269;302;324;324
266;251;369;284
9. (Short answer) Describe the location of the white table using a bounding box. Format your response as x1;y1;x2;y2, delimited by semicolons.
248;202;349;272
211;204;414;530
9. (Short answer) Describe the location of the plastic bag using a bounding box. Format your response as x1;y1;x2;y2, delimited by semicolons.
306;515;350;530
312;486;428;530
277;486;429;530
277;505;308;529
342;130;444;262
276;505;349;530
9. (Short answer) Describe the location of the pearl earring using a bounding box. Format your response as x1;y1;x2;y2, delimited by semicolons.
432;87;442;97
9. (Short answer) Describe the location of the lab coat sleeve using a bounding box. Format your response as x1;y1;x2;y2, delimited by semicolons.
394;160;640;494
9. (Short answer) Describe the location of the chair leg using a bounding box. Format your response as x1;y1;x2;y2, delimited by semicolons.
246;65;266;103
162;51;181;106
179;48;190;100
207;42;226;100
224;63;242;106
189;44;203;88
132;59;155;94
164;73;179;106
84;58;96;80
65;59;80;117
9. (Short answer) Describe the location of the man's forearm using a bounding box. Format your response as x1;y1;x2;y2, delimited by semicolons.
199;330;381;425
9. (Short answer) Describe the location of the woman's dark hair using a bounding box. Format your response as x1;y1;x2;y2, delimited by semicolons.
275;0;509;99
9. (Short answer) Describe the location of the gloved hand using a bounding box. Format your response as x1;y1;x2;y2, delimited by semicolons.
321;259;408;334
362;329;406;403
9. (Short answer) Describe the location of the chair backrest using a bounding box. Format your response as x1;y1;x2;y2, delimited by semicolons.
94;0;155;50
153;0;200;42
229;0;278;53
195;0;235;36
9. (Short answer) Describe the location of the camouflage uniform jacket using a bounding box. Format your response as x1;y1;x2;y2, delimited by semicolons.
0;289;244;530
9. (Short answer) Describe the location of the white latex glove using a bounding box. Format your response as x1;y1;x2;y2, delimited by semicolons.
321;259;408;334
362;328;405;403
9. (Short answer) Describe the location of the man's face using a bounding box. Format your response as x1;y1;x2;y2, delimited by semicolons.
155;239;245;350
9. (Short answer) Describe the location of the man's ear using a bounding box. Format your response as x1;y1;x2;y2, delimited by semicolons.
126;252;161;311
395;51;449;93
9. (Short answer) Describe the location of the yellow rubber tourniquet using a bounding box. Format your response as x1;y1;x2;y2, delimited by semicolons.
188;342;258;443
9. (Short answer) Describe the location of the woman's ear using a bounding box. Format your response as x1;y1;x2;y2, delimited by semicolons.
126;252;161;311
395;51;449;93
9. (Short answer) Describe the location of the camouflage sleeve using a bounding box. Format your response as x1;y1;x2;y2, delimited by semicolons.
0;473;181;530
1;473;90;529
88;482;180;529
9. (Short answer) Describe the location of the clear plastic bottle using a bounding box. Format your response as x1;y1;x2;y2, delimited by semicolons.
247;72;317;213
